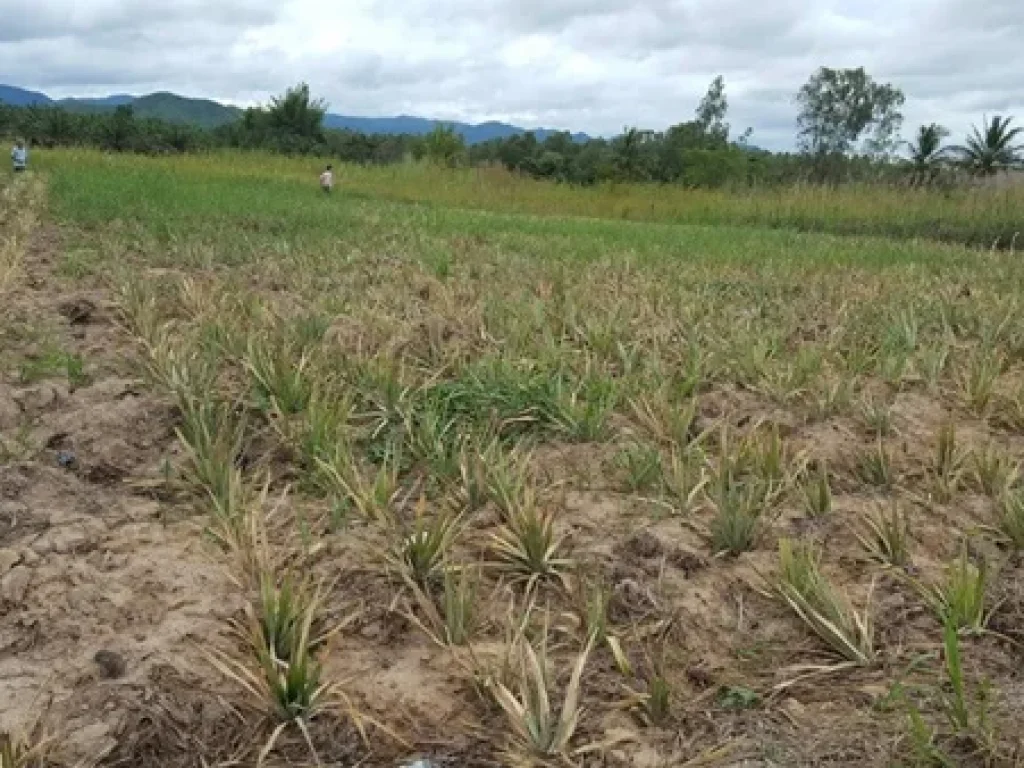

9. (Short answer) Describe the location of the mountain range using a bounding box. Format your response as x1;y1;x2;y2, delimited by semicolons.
0;85;588;144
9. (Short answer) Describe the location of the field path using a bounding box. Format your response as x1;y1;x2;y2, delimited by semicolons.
0;175;241;763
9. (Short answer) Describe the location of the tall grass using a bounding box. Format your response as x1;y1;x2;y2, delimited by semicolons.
40;149;1024;248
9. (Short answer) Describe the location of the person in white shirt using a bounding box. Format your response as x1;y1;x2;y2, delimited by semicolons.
319;164;334;193
11;140;28;172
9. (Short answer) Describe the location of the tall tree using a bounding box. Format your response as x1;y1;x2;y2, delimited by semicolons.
422;123;465;167
613;127;655;180
905;123;949;184
103;104;136;151
696;75;730;146
267;82;326;139
796;67;905;157
951;115;1023;176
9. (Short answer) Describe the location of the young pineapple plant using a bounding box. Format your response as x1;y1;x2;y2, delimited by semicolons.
997;489;1024;550
209;573;336;766
491;503;572;590
389;498;463;588
854;502;911;567
858;394;894;437
484;444;535;520
565;577;630;675
244;331;313;416
406;563;481;647
297;389;354;482
315;448;401;526
437;564;480;646
708;462;767;556
856;439;895;490
620;639;674;728
775;539;875;665
960;347;1004;415
615;442;665;494
551;373;617;442
901;621;999;765
455;434;494;511
403;403;461;483
490;622;594;762
914;549;993;634
930;422;967;504
175;395;247;523
800;462;833;518
971;444;1019;499
746;423;803;502
665;445;709;515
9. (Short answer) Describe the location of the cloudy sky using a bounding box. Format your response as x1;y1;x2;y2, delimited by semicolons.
2;0;1021;149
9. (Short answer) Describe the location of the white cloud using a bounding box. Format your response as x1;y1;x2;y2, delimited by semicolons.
2;0;1022;149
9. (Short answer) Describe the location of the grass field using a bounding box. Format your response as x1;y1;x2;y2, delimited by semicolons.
38;149;1024;248
2;150;1024;766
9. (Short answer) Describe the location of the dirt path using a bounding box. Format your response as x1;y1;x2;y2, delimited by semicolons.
0;175;241;764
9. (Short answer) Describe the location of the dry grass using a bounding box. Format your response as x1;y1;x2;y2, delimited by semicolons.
0;176;41;296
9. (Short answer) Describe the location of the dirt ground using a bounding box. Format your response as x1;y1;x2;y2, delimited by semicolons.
0;187;247;764
3;176;1024;767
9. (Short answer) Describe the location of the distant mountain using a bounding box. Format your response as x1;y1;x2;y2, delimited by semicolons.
129;93;241;128
53;92;238;127
58;94;136;108
1;84;589;144
0;85;51;106
324;113;588;144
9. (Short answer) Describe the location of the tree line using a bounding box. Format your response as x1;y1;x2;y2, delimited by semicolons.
2;71;1021;188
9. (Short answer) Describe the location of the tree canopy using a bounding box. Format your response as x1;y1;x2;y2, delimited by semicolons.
951;115;1023;175
796;67;905;157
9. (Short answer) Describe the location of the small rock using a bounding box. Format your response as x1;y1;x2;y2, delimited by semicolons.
94;650;127;680
686;663;715;689
0;548;21;575
1;566;32;604
56;450;78;469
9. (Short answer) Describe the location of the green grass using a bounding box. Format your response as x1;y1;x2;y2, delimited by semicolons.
18;346;89;389
39;149;1013;272
35;149;1024;249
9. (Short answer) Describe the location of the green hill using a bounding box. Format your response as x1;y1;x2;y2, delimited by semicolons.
57;91;240;128
129;93;240;127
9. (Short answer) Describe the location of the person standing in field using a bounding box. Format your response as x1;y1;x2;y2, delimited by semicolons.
11;140;28;173
319;164;334;193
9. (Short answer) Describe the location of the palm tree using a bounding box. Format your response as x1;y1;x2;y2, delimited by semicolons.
905;123;949;184
951;115;1023;176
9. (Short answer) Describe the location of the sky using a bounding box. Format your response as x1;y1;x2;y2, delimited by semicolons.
1;0;1021;150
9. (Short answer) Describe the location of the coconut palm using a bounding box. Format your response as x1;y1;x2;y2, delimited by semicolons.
951;115;1023;176
905;123;950;184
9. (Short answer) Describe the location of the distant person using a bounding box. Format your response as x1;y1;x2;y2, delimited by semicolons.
11;140;27;173
319;164;334;194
